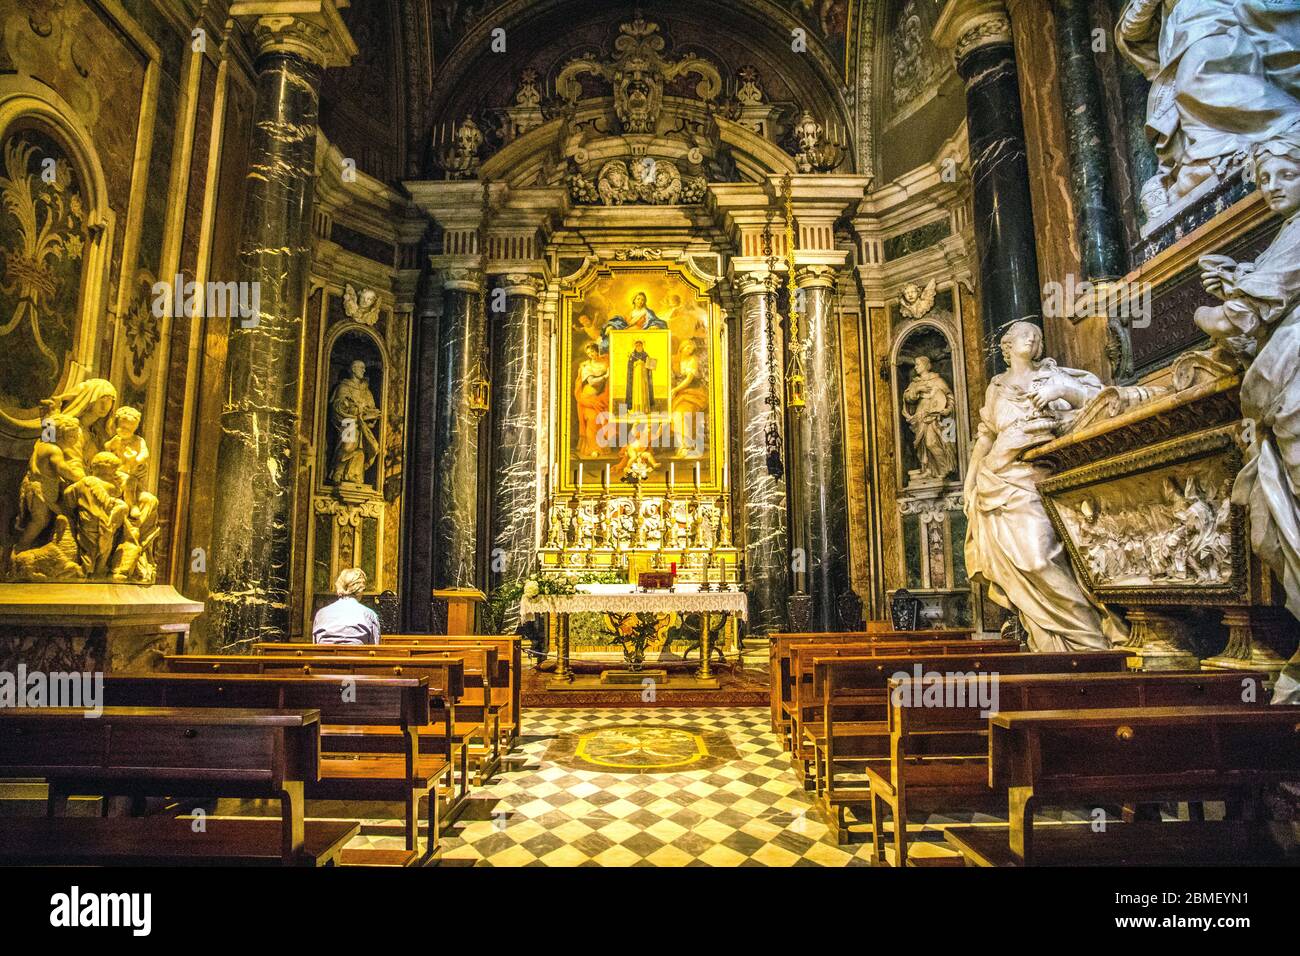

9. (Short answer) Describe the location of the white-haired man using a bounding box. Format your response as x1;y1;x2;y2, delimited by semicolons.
312;568;380;645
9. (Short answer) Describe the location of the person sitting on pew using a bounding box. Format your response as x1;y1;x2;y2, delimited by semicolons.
312;569;380;645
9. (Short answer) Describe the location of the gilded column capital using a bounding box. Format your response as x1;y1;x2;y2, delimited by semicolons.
444;268;484;293
932;0;1012;63
498;274;544;299
795;265;837;290
230;0;358;68
733;270;777;299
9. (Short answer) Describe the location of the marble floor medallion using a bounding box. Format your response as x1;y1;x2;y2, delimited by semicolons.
546;723;740;773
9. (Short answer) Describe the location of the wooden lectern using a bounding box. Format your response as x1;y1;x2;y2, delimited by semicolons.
432;588;486;635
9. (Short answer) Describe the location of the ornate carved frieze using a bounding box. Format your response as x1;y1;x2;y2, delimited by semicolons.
556;17;722;135
568;157;708;206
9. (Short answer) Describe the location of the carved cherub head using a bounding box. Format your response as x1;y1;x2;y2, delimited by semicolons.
89;452;122;482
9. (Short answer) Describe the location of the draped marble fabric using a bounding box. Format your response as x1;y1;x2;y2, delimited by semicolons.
1116;1;1300;173
1219;212;1300;633
964;363;1125;652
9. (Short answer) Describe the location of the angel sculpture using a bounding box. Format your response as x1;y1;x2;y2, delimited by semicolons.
343;284;379;325
900;279;937;320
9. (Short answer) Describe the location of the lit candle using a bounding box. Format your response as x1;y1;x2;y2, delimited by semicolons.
577;464;584;490
603;463;610;490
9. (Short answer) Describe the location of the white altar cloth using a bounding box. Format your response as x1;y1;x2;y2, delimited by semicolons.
518;584;748;622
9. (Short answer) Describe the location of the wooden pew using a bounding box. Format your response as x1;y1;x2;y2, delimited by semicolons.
809;650;1133;841
0;706;356;866
100;672;441;863
383;634;522;747
782;639;1019;766
254;642;501;782
768;629;981;738
163;654;472;826
867;670;1268;865
942;704;1300;865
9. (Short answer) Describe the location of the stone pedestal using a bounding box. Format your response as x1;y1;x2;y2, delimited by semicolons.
1202;608;1297;676
0;584;203;673
1121;609;1200;672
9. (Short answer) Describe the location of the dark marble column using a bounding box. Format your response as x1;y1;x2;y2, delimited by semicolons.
208;48;324;649
793;268;852;631
1104;0;1159;221
433;271;486;590
736;272;789;634
399;269;441;632
951;11;1042;375
1055;0;1124;279
487;275;541;627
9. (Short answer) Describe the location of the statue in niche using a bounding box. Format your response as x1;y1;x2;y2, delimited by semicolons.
329;359;382;486
964;321;1128;653
1192;128;1300;702
902;355;958;482
104;406;159;582
1115;0;1300;217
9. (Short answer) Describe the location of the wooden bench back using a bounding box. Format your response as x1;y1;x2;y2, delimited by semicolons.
382;634;521;735
252;642;495;705
772;635;1013;729
989;705;1300;795
163;654;466;702
888;670;1270;749
102;673;430;730
786;639;1020;727
0;706;320;791
819;650;1132;700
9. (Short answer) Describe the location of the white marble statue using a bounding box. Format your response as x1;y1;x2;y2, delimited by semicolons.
329;359;382;486
902;355;958;481
964;322;1128;652
1193;126;1300;702
1116;0;1300;217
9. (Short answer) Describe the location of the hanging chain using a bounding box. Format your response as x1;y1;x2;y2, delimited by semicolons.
760;218;784;479
782;173;807;412
468;181;492;415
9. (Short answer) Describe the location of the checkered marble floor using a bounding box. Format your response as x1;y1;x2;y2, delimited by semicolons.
288;705;1128;866
432;707;880;866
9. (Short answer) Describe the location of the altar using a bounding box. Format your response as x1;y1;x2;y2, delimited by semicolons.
519;584;748;691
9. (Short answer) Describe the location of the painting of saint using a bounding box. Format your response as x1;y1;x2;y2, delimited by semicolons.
670;338;708;456
610;329;670;418
625;339;655;413
599;291;667;352
562;265;720;487
574;343;609;457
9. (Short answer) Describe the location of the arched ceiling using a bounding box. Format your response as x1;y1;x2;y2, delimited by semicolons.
424;0;860;174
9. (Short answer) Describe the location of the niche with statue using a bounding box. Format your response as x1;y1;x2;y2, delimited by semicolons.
321;329;385;494
892;323;962;491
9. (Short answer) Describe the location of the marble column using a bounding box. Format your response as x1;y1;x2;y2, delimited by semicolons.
939;3;1042;376
488;275;541;626
434;271;486;590
736;272;789;634
1104;0;1159;221
1055;0;1124;279
794;268;852;632
399;269;441;631
208;28;330;649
